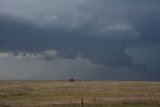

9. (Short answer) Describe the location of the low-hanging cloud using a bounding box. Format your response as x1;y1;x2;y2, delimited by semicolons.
94;25;141;39
0;51;153;80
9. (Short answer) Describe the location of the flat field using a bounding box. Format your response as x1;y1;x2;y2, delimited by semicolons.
0;81;160;107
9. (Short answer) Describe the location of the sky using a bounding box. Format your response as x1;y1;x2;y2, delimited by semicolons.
0;0;160;80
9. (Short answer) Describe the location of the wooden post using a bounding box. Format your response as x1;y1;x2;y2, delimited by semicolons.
81;98;84;107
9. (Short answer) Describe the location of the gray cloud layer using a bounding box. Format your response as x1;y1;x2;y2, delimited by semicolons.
0;0;160;80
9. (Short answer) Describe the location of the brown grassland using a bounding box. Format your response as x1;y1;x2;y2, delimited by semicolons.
0;80;160;107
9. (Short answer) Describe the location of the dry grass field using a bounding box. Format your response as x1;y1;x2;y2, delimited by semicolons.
0;81;160;107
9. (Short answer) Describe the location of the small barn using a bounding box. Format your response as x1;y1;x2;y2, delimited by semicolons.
69;79;74;82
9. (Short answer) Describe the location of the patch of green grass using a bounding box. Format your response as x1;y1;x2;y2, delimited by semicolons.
0;104;160;107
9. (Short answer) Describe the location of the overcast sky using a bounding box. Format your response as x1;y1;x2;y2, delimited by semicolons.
0;0;160;80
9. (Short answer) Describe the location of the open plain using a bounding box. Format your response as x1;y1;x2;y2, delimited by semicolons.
0;81;160;107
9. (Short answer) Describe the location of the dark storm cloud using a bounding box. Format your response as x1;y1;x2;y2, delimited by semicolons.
0;16;145;71
0;0;160;80
129;11;160;47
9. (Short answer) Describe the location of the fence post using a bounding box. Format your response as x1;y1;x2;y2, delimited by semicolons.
81;98;84;107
